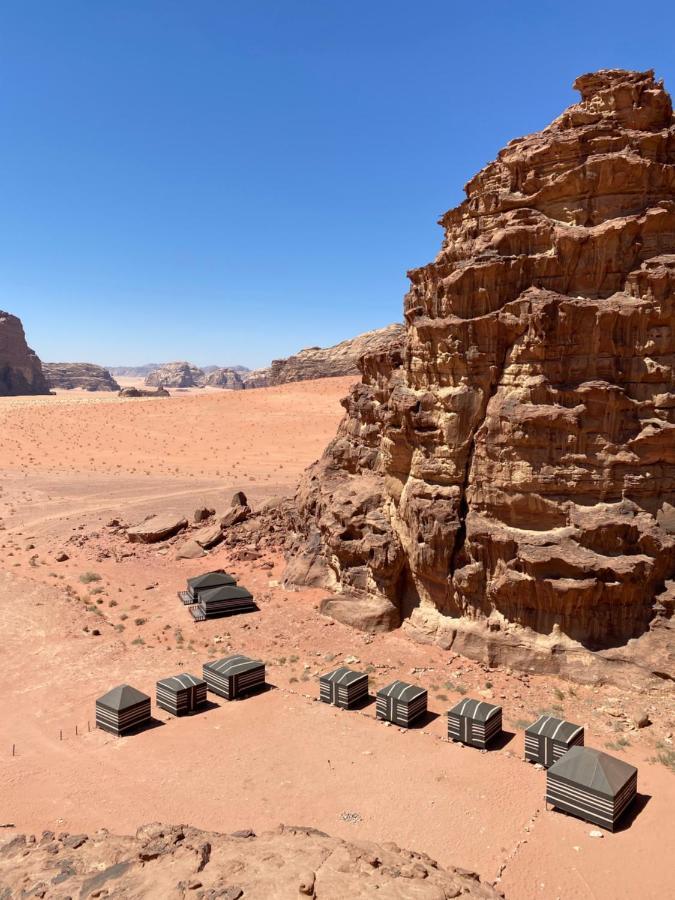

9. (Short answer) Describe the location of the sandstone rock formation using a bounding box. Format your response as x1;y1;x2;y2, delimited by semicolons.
43;362;121;392
287;69;675;680
0;822;501;899
0;310;50;396
203;367;245;389
145;361;205;388
244;324;404;388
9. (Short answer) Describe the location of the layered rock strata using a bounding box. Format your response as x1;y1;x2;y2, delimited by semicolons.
145;361;205;388
287;69;675;679
43;362;120;391
0;310;50;396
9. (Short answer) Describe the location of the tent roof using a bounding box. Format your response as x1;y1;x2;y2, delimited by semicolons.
449;697;501;722
187;571;236;591
97;683;149;711
548;746;637;796
199;585;253;603
156;673;205;691
526;715;583;742
323;666;366;685
377;680;426;703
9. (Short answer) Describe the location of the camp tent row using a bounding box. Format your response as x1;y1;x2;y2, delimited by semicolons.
177;571;256;622
95;657;638;832
96;654;266;735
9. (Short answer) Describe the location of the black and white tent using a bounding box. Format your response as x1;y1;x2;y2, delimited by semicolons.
189;584;256;621
376;680;427;727
546;746;637;831
448;698;502;748
319;667;368;709
203;654;266;700
156;673;208;716
525;715;584;767
178;571;237;606
95;684;151;736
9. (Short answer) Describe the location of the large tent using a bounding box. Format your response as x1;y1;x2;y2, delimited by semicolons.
448;698;502;748
319;667;368;709
189;584;256;621
95;684;151;736
203;654;266;700
178;571;237;605
525;715;584;767
376;680;427;727
156;673;207;716
546;746;637;831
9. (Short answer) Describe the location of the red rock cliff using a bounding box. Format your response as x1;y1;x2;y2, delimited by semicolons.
287;70;675;680
0;311;50;396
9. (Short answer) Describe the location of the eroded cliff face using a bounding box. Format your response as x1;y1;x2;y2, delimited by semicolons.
0;311;50;396
287;70;675;679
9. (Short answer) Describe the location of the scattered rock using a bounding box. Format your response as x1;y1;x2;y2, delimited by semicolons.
635;712;652;729
54;552;69;562
220;506;250;529
127;514;188;544
193;525;223;549
230;491;248;508
193;507;215;523
176;540;207;560
320;594;400;633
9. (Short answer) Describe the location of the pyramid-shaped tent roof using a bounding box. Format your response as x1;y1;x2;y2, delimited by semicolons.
548;746;637;797
96;684;150;711
199;584;253;603
187;571;236;592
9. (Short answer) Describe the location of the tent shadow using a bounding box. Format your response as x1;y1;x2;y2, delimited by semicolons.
129;717;165;735
490;729;517;750
349;694;377;711
614;792;651;832
408;709;441;729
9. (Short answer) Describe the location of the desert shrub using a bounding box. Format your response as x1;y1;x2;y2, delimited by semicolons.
79;571;102;584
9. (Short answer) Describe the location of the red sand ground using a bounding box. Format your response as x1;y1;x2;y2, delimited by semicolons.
0;378;673;899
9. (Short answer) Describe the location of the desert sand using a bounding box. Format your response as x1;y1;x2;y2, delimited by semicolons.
0;377;673;900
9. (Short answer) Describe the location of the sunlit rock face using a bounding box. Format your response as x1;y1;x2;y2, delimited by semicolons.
287;70;675;678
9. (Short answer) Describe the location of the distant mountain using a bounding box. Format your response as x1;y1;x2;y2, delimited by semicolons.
109;363;249;376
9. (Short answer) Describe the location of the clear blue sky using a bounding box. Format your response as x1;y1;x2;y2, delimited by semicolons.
2;1;674;368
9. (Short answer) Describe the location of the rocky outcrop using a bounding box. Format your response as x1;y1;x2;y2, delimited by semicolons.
244;324;404;387
0;310;50;396
118;386;170;398
287;70;675;680
0;822;501;899
203;367;245;389
43;363;121;392
145;362;205;388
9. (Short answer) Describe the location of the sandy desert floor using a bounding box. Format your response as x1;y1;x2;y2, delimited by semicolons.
0;377;673;900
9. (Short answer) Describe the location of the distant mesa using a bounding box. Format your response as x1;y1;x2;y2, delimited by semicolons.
0;310;51;396
243;323;404;388
43;362;121;392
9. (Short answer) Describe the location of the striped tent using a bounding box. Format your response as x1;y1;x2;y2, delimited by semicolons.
319;667;368;709
376;681;427;727
189;584;255;621
178;571;237;605
203;654;266;700
546;746;637;831
448;698;502;748
96;684;151;736
156;673;207;716
525;715;584;767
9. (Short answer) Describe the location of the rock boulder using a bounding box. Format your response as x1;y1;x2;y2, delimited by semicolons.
0;311;50;396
